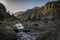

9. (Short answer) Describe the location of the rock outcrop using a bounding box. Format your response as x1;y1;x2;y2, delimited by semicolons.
16;1;60;22
0;3;17;40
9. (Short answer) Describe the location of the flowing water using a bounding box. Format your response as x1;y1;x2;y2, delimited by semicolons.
15;23;38;40
14;23;52;40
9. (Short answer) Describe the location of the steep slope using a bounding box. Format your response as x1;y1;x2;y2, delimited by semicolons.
17;1;60;22
0;3;17;40
14;11;24;16
18;7;43;21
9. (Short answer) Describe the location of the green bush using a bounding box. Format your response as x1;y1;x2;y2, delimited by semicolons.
0;27;17;40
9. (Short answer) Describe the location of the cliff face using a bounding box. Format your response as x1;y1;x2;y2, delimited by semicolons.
17;1;60;21
0;3;17;21
0;3;7;19
0;3;6;12
43;1;60;20
43;1;60;12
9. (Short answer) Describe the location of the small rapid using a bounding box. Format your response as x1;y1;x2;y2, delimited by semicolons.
14;22;57;40
14;23;36;40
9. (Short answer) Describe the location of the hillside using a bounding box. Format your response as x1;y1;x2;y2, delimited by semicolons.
14;11;24;16
14;1;60;31
0;3;17;40
0;1;60;40
0;3;18;25
16;1;60;22
16;7;43;21
19;1;60;40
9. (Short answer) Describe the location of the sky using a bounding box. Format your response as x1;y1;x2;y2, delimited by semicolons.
0;0;56;13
